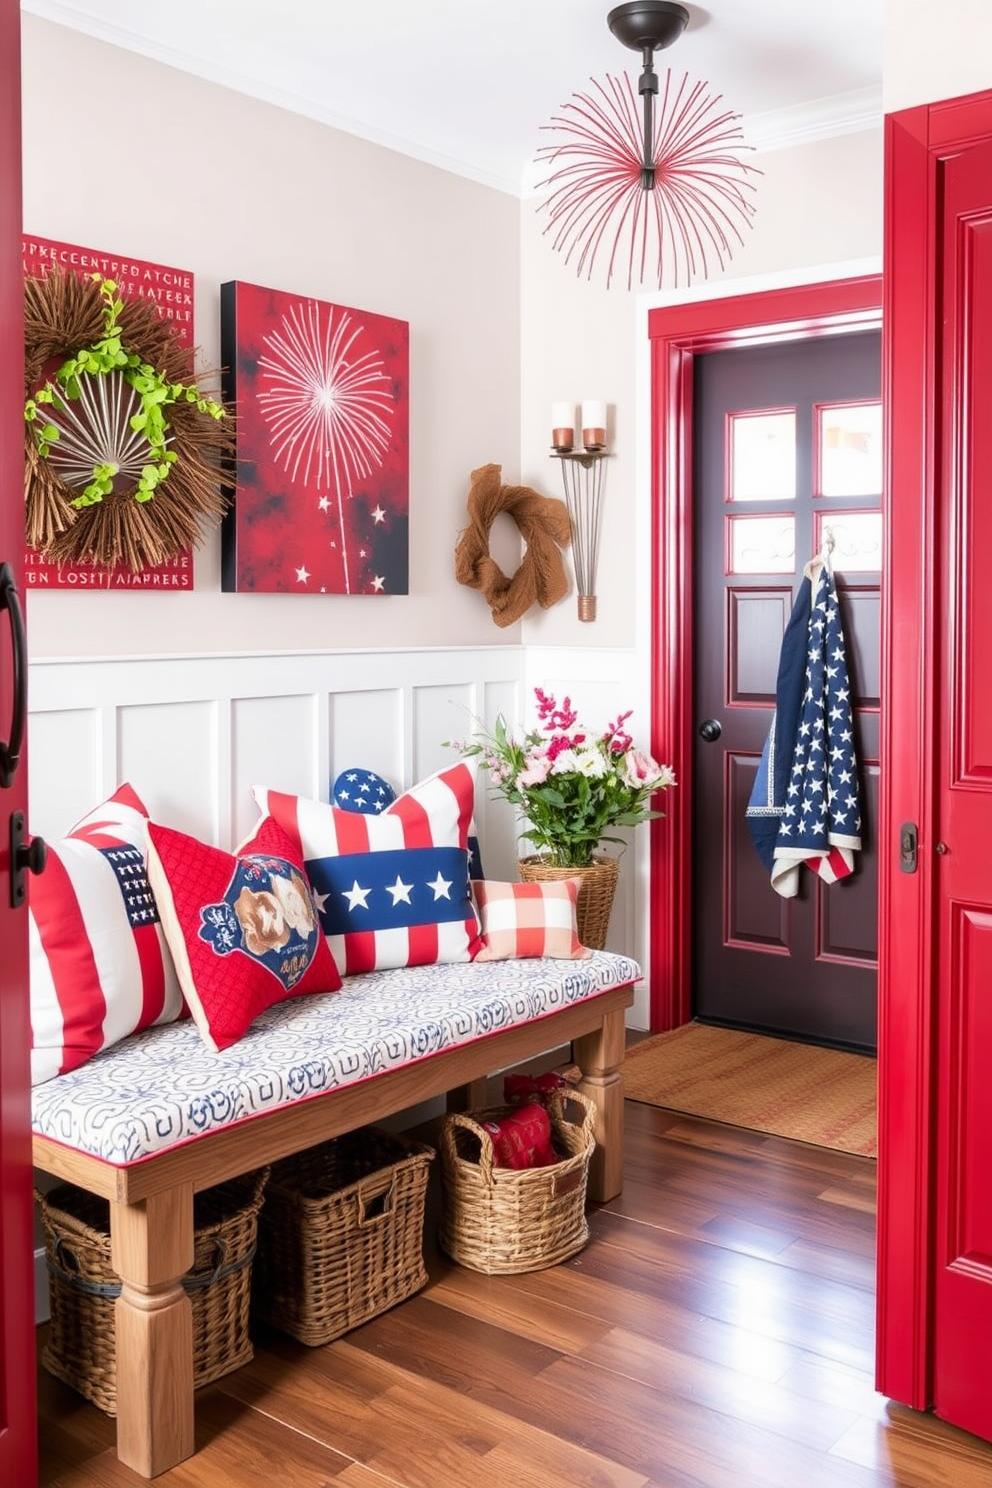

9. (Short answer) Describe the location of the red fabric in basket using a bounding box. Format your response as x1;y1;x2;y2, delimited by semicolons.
481;1102;557;1169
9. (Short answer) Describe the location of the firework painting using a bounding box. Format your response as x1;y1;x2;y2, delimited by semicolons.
220;280;409;594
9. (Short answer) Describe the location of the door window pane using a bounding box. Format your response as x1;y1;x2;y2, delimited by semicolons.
729;515;796;574
816;512;883;572
729;410;796;501
817;401;882;496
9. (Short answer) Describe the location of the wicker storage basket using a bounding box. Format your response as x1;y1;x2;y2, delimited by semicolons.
438;1087;596;1274
516;855;620;950
252;1128;434;1346
36;1167;269;1415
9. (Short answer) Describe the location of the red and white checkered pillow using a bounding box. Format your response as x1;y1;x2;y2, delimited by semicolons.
253;761;483;977
28;784;185;1086
471;878;591;962
147;814;343;1053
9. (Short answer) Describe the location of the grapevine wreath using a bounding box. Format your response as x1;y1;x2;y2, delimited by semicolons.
454;462;572;627
23;267;231;571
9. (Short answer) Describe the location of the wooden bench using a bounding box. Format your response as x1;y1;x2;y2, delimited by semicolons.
32;955;636;1478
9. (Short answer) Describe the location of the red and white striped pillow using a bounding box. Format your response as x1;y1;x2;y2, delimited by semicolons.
252;762;482;977
472;878;591;962
28;784;185;1085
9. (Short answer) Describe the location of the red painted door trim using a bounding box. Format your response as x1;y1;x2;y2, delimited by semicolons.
0;1;37;1483
877;85;992;1423
875;99;935;1418
647;276;883;1034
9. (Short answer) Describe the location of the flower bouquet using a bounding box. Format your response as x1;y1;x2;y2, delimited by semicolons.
452;687;675;869
449;689;674;947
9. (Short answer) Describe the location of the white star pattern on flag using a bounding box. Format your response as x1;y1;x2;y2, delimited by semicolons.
770;562;862;895
342;880;372;912
386;876;413;906
427;872;452;900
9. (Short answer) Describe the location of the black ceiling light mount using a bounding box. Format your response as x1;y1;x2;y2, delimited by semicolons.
607;2;691;188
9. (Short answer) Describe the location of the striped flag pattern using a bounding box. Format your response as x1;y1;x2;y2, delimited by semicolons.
254;762;483;976
28;783;184;1085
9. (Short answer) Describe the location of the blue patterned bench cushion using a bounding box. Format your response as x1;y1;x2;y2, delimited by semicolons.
31;951;640;1167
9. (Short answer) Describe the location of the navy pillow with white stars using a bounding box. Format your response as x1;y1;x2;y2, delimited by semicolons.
331;768;397;815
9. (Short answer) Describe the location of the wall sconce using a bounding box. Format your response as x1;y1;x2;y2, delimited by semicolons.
550;400;609;622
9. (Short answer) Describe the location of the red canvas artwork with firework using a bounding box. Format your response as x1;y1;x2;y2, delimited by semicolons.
221;280;409;594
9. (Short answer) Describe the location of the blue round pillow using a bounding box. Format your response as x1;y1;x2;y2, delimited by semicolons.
331;768;397;815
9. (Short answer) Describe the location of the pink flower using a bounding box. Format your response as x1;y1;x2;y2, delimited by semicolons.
622;749;669;791
535;687;579;734
603;710;634;754
517;751;552;788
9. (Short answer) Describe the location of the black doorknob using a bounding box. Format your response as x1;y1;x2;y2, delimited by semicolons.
16;834;47;877
9;810;47;909
698;718;722;742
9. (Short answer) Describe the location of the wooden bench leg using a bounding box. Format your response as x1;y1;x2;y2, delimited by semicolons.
573;1007;626;1202
110;1185;195;1478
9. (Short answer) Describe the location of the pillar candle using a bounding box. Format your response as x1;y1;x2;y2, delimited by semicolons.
551;401;575;451
581;399;607;450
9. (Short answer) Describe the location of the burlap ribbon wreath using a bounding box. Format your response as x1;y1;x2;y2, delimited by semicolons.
454;463;571;628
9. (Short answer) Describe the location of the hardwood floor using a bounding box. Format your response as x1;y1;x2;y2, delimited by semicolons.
36;1100;992;1488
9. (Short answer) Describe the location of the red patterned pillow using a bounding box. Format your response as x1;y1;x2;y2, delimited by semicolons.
253;762;483;977
28;784;185;1086
147;815;342;1053
472;878;591;962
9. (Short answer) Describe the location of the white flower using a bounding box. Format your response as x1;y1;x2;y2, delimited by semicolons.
549;748;579;775
573;744;609;779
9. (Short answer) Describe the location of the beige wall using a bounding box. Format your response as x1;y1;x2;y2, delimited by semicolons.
22;18;886;664
884;0;992;111
21;17;522;658
519;127;884;653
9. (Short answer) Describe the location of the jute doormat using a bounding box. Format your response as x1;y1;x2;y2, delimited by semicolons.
622;1022;877;1157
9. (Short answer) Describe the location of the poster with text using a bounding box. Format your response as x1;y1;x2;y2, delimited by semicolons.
220;279;409;594
23;234;196;591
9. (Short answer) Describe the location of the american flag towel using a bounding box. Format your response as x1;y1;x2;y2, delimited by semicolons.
746;560;861;898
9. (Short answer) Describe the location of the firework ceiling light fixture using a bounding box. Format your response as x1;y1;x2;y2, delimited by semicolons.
535;1;759;291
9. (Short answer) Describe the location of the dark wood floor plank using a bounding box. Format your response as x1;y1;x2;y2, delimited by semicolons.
429;1255;803;1384
35;1102;992;1488
829;1406;992;1488
575;1326;861;1452
423;1258;615;1353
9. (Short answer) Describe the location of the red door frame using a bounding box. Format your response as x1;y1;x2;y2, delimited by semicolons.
647;275;883;1033
0;0;37;1482
646;272;946;1406
875;86;992;1418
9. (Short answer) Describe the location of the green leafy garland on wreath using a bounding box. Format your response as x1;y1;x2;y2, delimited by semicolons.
23;267;232;571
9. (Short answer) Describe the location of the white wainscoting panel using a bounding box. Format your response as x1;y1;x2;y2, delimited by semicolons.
27;644;649;1023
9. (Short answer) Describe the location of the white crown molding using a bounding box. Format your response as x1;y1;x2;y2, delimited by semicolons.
21;0;521;196
744;85;883;153
24;2;882;192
